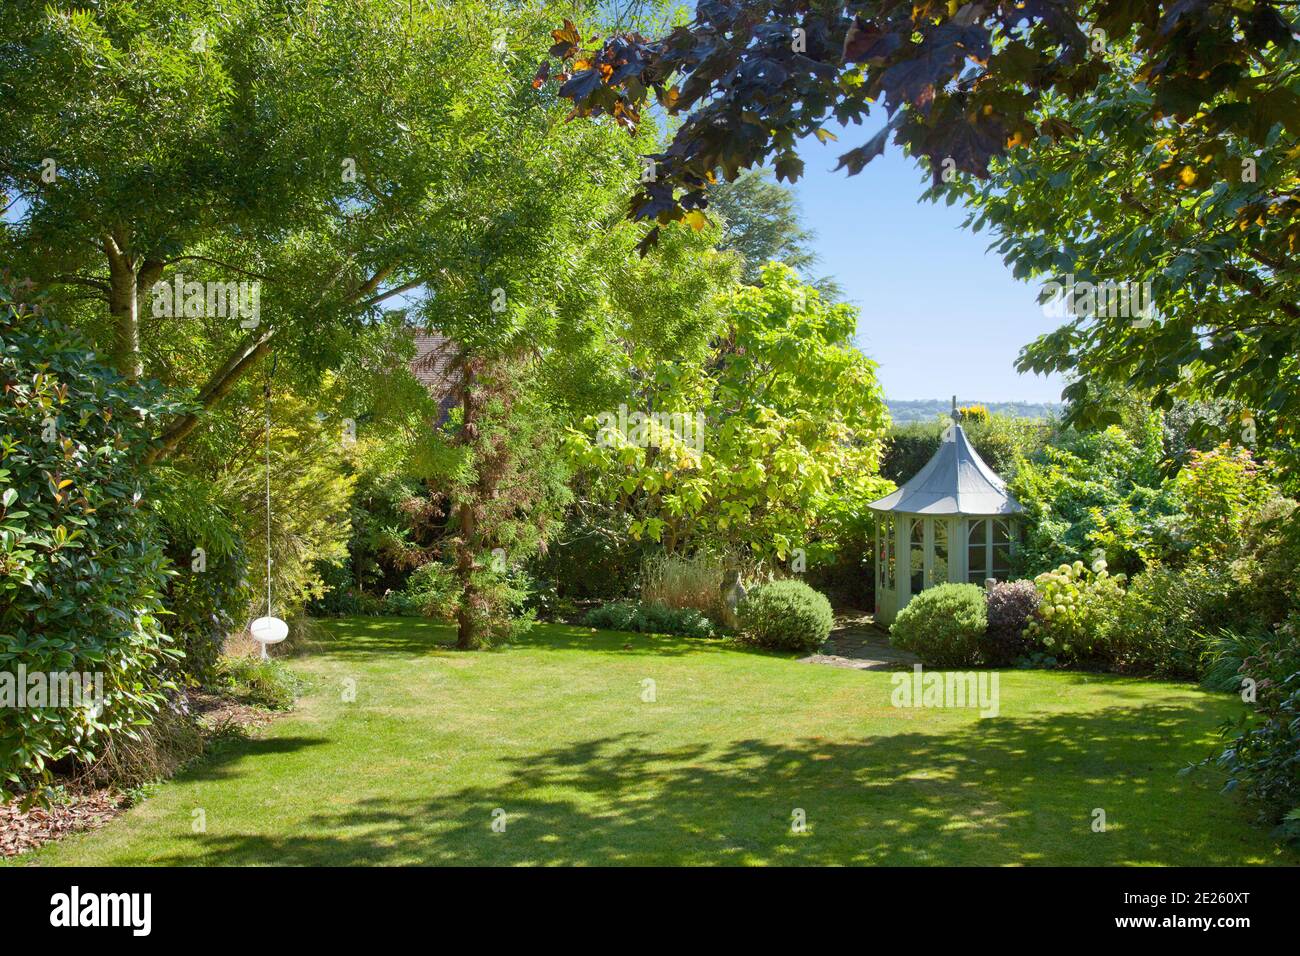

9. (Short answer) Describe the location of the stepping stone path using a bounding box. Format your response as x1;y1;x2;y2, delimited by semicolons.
799;610;919;672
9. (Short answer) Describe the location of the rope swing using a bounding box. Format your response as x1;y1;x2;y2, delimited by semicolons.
249;353;289;659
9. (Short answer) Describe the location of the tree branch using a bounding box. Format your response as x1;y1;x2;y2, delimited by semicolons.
145;327;276;465
50;273;110;292
161;255;273;282
357;276;427;311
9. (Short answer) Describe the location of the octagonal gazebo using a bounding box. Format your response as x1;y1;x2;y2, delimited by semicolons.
869;414;1023;624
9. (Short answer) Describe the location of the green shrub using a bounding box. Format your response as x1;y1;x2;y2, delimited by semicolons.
0;298;180;799
737;580;833;652
889;583;987;667
1172;444;1272;565
528;513;643;603
1232;497;1300;628
1193;614;1300;843
582;601;716;638
1023;558;1125;662
981;580;1040;665
583;601;642;632
386;561;458;619
306;558;369;616
1200;626;1277;694
521;575;581;622
640;602;715;638
151;467;251;684
214;656;304;710
1108;563;1240;678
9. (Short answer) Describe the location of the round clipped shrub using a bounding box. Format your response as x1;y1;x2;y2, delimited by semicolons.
980;580;1040;665
737;580;834;652
889;583;987;667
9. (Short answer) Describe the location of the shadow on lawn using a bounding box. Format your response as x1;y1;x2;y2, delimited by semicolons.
314;616;738;660
154;701;1281;867
182;736;333;783
312;617;458;658
508;625;734;658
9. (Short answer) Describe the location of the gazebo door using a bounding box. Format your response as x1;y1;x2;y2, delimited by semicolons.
904;516;952;604
930;517;951;587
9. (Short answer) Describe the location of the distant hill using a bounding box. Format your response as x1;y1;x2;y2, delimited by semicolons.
886;399;1063;424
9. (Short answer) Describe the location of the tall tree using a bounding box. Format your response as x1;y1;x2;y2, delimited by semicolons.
0;0;627;465
1;0;677;648
709;167;839;296
566;263;891;565
934;59;1299;466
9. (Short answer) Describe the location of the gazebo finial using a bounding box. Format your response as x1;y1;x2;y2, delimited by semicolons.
951;394;958;421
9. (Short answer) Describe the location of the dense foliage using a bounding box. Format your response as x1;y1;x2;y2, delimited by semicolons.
1010;419;1178;575
0;297;178;797
1108;563;1238;678
151;468;251;683
1197;615;1300;843
981;580;1040;666
566;264;891;570
582;602;717;639
214;656;303;711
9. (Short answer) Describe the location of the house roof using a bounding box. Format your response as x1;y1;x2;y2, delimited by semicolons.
409;330;460;420
868;423;1023;516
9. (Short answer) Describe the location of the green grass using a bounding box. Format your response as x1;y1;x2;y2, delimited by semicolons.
17;617;1297;866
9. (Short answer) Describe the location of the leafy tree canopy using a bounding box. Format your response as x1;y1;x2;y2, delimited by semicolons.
0;0;653;463
540;0;1298;254
565;263;891;565
934;58;1298;464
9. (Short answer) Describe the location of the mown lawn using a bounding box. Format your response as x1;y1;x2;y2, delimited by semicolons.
17;617;1297;866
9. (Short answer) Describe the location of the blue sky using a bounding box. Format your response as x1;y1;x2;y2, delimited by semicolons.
788;128;1067;404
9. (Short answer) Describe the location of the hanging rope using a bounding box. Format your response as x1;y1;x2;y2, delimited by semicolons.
247;354;290;659
264;353;277;619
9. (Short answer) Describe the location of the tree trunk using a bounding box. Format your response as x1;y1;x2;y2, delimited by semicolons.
454;357;481;650
455;496;479;650
144;328;275;465
105;236;142;381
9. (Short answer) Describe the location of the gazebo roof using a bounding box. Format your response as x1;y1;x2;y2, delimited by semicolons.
869;423;1023;516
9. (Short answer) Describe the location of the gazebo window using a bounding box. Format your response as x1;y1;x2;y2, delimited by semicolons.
931;520;948;586
909;519;925;594
992;518;1013;579
877;514;895;591
967;519;988;583
966;518;1015;583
